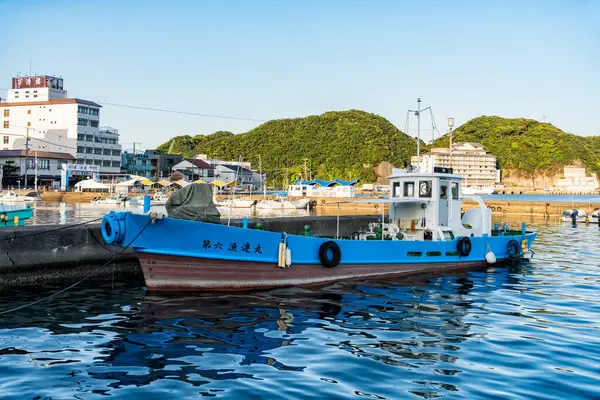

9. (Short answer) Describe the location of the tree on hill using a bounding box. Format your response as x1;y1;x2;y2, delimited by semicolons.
170;170;184;182
158;110;421;187
433;116;600;186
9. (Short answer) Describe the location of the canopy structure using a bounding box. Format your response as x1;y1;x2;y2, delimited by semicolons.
195;179;207;184
157;180;172;187
210;179;236;187
293;178;360;187
117;179;139;187
74;179;110;192
141;179;154;186
172;179;190;187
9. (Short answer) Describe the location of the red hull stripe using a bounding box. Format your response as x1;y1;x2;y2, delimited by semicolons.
138;253;503;291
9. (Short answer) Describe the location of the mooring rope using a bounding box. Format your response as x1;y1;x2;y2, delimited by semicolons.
0;218;153;315
0;217;104;242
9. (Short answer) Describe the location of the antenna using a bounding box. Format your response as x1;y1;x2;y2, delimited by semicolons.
407;97;437;171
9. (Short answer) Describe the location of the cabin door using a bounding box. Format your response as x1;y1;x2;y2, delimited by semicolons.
438;181;449;226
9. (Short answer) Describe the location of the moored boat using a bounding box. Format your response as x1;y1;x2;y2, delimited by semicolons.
256;199;296;210
0;191;41;202
561;209;588;223
101;167;537;291
0;203;34;226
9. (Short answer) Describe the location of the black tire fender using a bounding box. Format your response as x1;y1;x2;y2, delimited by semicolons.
457;236;472;257
507;239;520;258
318;240;342;267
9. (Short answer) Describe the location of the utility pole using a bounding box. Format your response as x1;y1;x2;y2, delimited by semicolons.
256;154;263;197
24;126;30;190
448;117;455;169
302;158;309;181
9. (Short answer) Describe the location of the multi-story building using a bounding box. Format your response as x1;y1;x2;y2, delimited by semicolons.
411;142;500;187
0;75;121;180
144;149;183;179
120;151;154;179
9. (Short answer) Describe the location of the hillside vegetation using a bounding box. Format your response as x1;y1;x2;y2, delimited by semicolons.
159;112;600;187
433;116;600;177
158;110;420;186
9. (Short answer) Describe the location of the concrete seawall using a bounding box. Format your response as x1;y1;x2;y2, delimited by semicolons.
0;214;385;287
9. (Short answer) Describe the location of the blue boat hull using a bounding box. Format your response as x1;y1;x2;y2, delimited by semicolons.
102;212;537;291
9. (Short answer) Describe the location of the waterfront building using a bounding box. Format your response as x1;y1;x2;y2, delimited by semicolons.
411;142;500;188
192;154;264;190
0;149;75;188
553;166;599;193
0;75;122;179
144;149;183;179
120;151;154;179
171;158;215;182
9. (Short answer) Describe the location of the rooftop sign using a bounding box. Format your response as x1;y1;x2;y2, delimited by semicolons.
12;75;64;90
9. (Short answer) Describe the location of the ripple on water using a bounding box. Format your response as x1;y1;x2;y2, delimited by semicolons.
1;222;600;398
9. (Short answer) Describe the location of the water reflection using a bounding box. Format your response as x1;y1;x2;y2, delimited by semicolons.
1;221;600;399
0;265;531;399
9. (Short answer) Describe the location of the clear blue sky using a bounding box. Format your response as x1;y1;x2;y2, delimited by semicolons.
0;0;598;151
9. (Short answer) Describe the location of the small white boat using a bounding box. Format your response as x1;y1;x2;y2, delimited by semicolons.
590;209;600;224
91;196;143;207
292;198;312;209
461;185;494;196
216;198;257;209
151;193;170;206
561;209;588;223
256;199;296;210
0;191;40;202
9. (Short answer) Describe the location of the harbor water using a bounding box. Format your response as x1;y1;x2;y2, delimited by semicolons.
0;221;599;398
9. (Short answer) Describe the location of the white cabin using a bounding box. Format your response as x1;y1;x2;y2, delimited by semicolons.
387;167;492;240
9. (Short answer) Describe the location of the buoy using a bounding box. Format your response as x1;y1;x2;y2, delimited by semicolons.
286;248;292;267
13;216;18;226
278;242;285;268
485;251;496;264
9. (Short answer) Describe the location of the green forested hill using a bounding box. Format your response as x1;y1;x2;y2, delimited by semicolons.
158;110;420;186
433;116;600;175
159;112;600;186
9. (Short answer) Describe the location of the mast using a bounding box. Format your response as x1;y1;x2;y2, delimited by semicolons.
416;97;421;171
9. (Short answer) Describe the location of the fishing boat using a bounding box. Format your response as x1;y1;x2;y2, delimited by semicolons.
0;191;41;202
101;167;537;291
560;209;588;223
0;203;34;226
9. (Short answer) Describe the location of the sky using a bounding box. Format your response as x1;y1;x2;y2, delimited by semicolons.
0;0;598;151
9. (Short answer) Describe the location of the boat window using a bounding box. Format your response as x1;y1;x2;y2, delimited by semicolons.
392;182;400;197
451;182;459;199
440;185;448;199
446;251;460;256
403;181;414;197
407;251;422;257
418;181;432;198
426;251;442;257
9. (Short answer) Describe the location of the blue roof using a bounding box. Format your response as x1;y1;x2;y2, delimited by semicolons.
293;178;360;187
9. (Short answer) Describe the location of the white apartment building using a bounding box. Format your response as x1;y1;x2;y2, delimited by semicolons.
553;166;599;193
0;75;121;175
411;142;500;187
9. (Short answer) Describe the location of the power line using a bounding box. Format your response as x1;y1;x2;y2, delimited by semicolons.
96;102;266;122
0;88;266;122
